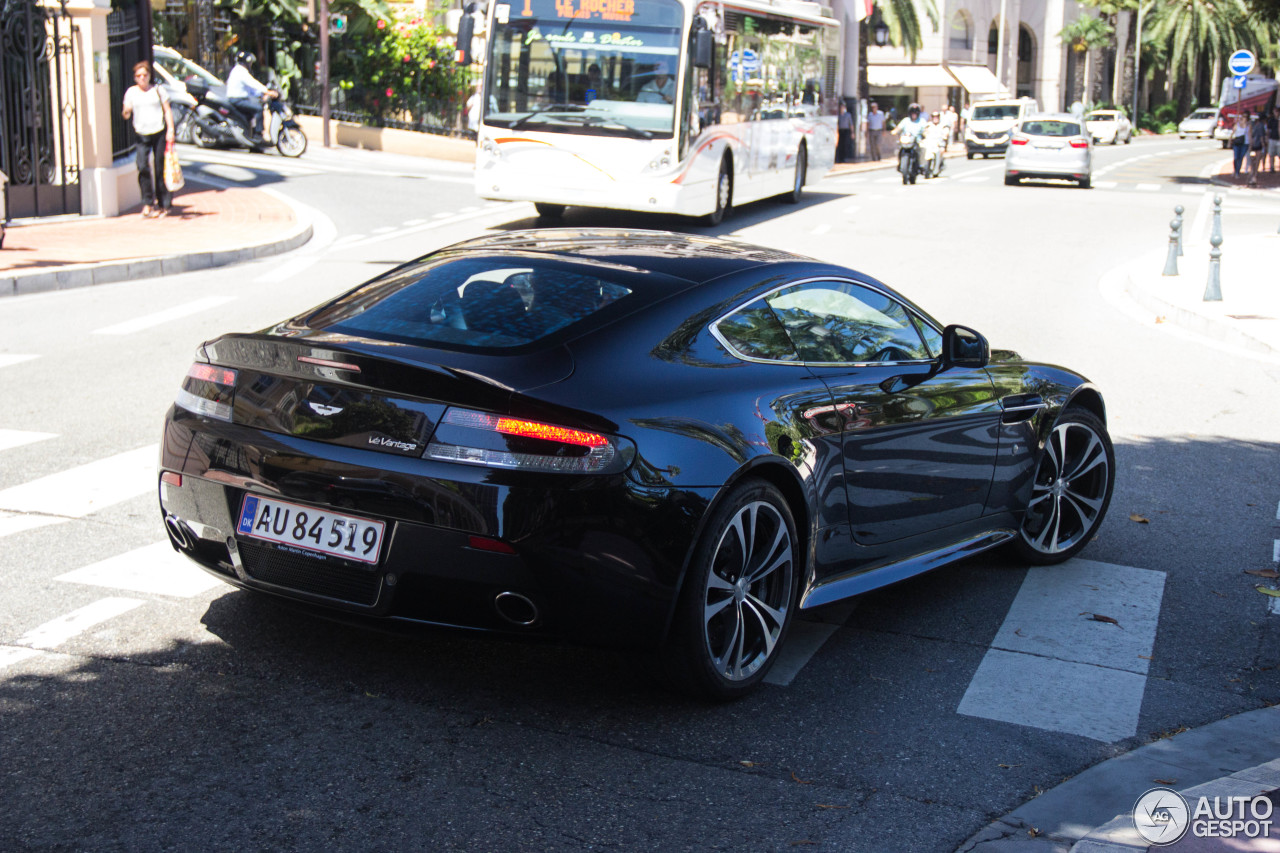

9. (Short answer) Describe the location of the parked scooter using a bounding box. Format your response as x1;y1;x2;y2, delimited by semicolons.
184;77;307;157
898;131;922;185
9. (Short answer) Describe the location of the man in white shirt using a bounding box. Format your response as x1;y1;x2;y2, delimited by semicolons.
226;51;276;139
866;101;886;160
638;60;676;105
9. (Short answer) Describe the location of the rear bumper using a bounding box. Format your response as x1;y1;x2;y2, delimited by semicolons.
159;409;716;648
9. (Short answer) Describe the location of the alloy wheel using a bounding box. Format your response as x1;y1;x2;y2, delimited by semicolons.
1019;416;1113;559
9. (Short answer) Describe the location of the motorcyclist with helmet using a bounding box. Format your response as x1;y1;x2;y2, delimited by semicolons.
226;51;278;140
893;103;929;183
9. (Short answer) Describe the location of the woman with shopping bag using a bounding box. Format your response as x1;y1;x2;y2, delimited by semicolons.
122;60;175;218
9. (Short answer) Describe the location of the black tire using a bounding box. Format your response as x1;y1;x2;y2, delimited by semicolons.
966;152;975;160
704;159;732;226
1079;176;1092;189
276;126;307;158
660;479;798;700
1013;408;1115;565
192;122;218;149
782;145;806;203
1004;174;1019;186
534;202;566;218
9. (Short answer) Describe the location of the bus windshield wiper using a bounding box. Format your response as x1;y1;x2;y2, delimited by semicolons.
579;115;654;139
510;104;587;129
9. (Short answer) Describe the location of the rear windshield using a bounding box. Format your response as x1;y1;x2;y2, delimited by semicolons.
1086;112;1115;122
306;257;635;350
1191;110;1216;119
973;105;1021;120
1021;120;1081;137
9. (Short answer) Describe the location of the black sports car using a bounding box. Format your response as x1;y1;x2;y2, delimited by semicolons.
159;229;1115;699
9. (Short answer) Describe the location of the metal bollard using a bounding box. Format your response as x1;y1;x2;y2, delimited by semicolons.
1204;232;1223;301
1211;194;1223;244
1162;216;1180;276
1173;205;1184;256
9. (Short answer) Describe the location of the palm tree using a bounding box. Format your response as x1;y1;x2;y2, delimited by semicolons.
1145;0;1278;112
858;0;940;101
1080;0;1139;108
1059;15;1113;107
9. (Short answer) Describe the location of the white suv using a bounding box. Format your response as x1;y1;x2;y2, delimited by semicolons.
965;97;1039;158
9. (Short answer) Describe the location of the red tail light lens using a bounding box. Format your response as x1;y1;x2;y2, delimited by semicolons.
1069;138;1089;148
1010;134;1029;146
176;362;237;422
426;408;627;474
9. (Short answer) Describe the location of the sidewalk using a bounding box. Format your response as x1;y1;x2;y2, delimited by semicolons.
0;178;311;297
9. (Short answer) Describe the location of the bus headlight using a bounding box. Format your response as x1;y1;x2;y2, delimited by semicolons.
480;136;502;160
646;150;672;171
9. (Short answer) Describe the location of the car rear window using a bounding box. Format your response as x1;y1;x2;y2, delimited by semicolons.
1192;110;1216;119
1021;120;1081;137
1086;112;1115;122
305;257;635;350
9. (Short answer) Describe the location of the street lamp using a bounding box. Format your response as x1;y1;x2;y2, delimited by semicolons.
874;20;890;47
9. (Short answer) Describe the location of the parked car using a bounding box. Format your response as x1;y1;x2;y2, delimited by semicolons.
1084;109;1133;144
159;229;1114;699
1178;108;1218;139
1004;113;1093;188
964;96;1039;158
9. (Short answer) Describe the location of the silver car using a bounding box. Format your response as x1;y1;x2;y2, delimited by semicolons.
1004;113;1093;188
1178;108;1218;139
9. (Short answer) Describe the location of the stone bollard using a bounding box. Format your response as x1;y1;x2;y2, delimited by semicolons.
1204;232;1223;301
1162;216;1180;276
1174;205;1184;256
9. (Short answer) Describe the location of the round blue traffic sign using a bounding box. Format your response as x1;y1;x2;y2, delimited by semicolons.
1228;49;1255;76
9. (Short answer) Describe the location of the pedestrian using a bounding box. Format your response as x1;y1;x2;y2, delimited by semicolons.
1230;113;1248;180
867;101;885;160
942;104;958;148
1266;108;1279;173
121;60;175;218
1247;112;1266;187
836;102;853;163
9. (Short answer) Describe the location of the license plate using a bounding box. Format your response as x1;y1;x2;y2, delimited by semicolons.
237;495;385;565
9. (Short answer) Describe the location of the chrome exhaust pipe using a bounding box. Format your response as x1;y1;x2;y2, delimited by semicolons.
493;591;539;627
164;514;191;550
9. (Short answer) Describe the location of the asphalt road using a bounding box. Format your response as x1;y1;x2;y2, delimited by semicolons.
2;135;1278;852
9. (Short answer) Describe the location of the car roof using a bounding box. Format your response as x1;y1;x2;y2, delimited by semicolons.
1022;112;1081;123
430;228;816;285
1087;110;1120;115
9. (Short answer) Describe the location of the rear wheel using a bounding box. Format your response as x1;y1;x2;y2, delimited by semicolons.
192;122;218;149
704;159;733;226
660;479;798;700
1079;175;1092;189
782;145;806;203
1014;409;1114;564
1004;174;1019;186
534;202;566;218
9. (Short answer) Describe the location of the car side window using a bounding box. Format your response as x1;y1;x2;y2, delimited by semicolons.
913;315;943;359
715;301;799;362
765;280;931;364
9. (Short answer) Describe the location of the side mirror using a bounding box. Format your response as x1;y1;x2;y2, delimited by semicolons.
455;4;477;65
692;29;713;69
942;324;990;368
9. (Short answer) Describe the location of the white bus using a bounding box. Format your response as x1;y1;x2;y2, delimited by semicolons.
472;0;840;224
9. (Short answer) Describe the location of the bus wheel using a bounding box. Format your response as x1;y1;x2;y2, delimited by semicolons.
782;145;806;204
534;203;566;218
705;160;733;226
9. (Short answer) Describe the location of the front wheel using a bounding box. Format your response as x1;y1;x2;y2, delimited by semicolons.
660;479;798;700
704;159;733;226
782;145;806;204
276;126;307;157
192;122;219;149
1014;409;1115;564
534;202;566;218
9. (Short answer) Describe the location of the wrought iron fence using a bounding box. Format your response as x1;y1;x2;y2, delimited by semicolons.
293;81;476;140
107;3;147;161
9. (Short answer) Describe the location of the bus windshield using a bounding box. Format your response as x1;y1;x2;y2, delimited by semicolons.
484;0;685;138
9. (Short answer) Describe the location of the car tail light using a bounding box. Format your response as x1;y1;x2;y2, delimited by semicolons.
1069;138;1089;148
175;362;237;422
426;408;625;474
1010;134;1029;146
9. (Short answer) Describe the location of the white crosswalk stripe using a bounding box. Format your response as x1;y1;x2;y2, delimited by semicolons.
1;598;145;671
56;542;223;598
92;296;235;336
0;429;56;452
0;354;39;369
0;444;157;538
958;559;1165;742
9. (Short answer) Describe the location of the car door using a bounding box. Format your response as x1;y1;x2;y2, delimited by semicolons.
762;278;1002;546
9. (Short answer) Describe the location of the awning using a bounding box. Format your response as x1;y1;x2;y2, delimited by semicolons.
867;64;959;89
944;63;1008;97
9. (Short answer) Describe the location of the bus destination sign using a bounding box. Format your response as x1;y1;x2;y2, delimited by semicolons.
517;0;636;22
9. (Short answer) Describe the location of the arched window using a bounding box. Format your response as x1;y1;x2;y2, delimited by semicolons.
950;11;972;51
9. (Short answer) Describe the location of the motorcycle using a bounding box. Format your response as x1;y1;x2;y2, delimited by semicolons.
921;132;946;179
184;77;307;158
898;130;922;184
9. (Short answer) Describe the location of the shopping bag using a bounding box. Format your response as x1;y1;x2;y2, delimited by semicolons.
164;140;184;192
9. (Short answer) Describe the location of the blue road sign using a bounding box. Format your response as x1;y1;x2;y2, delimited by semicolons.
1228;49;1255;76
1234;75;1248;89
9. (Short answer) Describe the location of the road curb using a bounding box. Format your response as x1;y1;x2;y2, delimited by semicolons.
0;180;315;298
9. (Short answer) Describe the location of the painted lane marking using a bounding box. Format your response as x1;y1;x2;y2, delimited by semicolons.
0;429;56;452
0;444;158;538
1095;181;1118;189
0;647;43;670
335;203;525;252
960;175;988;183
958;559;1165;742
765;601;858;686
371;226;396;234
254;256;318;284
402;219;426;226
14;597;144;651
56;542;224;598
93;297;235;336
842;204;861;215
0;354;39;369
1136;183;1162;192
812;224;831;236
